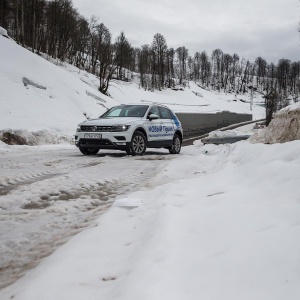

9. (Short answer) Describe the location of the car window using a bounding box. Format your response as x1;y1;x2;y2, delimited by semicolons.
107;108;122;117
125;106;147;117
101;105;149;118
148;106;160;118
158;106;171;119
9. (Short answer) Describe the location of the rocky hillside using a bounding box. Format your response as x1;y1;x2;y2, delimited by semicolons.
250;103;300;144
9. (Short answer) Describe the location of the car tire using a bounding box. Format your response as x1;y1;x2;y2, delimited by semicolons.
169;134;181;154
130;131;146;156
79;147;99;155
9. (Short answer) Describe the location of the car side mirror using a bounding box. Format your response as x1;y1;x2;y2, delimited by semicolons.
148;113;159;121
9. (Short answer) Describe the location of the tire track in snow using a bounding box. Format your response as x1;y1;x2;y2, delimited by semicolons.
0;159;102;195
0;149;169;289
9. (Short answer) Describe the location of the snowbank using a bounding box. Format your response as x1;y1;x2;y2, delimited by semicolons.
250;103;300;144
0;129;71;145
208;128;253;139
0;140;11;151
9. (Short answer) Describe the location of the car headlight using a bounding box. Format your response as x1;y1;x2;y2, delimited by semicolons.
76;125;81;132
110;125;131;132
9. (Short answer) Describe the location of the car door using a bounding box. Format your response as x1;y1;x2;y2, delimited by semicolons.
145;105;163;142
158;106;175;141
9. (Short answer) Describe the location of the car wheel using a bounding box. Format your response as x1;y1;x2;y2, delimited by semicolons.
169;134;181;154
131;132;146;156
79;147;99;155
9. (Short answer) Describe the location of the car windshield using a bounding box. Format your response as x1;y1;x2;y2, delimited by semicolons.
100;105;149;118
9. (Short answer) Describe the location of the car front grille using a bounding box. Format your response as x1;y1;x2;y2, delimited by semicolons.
79;139;114;145
81;125;112;132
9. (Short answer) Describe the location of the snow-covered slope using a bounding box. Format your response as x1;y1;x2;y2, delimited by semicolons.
0;35;117;140
108;79;265;117
0;35;265;144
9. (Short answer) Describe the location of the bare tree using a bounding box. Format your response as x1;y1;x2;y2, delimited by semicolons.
255;57;267;91
115;31;133;81
176;46;188;85
166;47;175;88
0;0;9;29
211;48;223;90
264;91;278;126
222;53;233;92
96;25;117;95
138;44;151;90
150;33;168;89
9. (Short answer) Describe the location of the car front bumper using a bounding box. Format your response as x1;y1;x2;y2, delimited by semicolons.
74;132;132;151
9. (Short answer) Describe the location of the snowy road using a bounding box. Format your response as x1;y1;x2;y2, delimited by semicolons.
1;140;300;300
0;145;173;288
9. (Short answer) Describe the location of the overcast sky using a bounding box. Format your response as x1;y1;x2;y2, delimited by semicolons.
72;0;299;63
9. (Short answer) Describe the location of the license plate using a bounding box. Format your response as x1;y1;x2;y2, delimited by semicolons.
84;133;102;139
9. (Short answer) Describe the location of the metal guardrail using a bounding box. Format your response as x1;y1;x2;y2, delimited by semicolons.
176;111;253;138
201;135;251;145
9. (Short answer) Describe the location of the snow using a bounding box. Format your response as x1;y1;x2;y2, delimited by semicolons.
281;102;300;112
0;144;171;289
207;128;252;139
108;78;265;118
0;34;265;145
1;30;300;300
0;140;10;151
0;35;116;139
0;26;9;38
0;141;300;300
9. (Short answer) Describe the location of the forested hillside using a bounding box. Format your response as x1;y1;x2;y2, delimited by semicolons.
1;0;299;119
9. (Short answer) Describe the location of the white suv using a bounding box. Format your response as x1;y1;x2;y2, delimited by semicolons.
74;104;183;156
